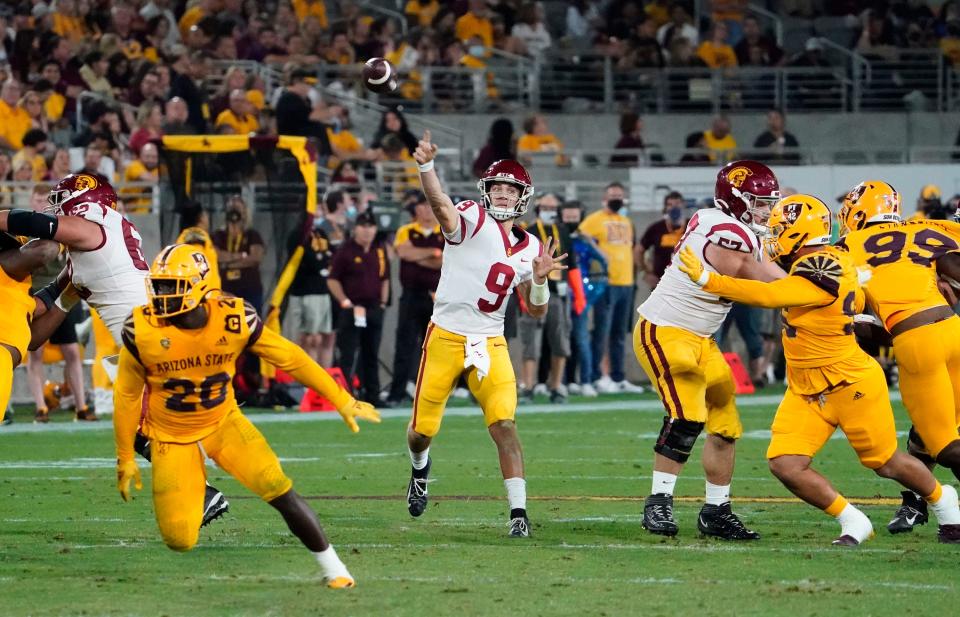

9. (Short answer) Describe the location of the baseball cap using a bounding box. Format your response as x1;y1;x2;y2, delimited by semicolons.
921;184;942;200
355;210;377;226
289;67;318;85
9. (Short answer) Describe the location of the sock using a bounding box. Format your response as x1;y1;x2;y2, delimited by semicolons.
924;483;942;504
504;477;526;512
705;481;730;506
835;502;873;543
313;546;352;581
409;446;429;471
927;484;960;525
824;494;848;517
651;470;677;496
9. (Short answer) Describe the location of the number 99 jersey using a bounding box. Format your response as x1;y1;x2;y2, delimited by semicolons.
638;208;761;337
838;219;960;330
431;200;542;336
121;296;262;443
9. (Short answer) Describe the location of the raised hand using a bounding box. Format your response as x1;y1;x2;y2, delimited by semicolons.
533;236;568;284
678;246;710;286
413;130;439;167
338;399;382;433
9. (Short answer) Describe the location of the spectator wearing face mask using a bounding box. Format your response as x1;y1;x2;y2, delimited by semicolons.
579;182;644;395
518;193;576;404
213;196;265;310
560;200;604;397
637;191;689;289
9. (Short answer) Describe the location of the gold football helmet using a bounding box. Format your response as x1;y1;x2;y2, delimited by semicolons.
146;243;213;317
839;180;901;236
764;194;832;262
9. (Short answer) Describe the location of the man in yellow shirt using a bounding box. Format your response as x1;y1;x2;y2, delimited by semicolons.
122;143;159;213
455;0;493;47
215;89;260;136
579;182;644;394
703;114;737;163
0;80;33;151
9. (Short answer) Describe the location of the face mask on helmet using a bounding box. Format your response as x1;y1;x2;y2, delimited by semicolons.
480;180;530;220
764;196;831;263
146;246;212;317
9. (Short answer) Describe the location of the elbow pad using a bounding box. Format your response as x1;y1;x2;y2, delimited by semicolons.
7;209;58;240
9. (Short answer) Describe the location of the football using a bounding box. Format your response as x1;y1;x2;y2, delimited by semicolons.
361;57;398;94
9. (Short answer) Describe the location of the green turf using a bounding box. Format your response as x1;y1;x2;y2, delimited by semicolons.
2;390;958;617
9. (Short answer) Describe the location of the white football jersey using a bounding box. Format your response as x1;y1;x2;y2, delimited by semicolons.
432;200;542;336
638;207;760;337
67;203;149;344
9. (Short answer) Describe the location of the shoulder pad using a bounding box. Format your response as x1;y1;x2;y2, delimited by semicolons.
791;251;844;297
699;213;757;254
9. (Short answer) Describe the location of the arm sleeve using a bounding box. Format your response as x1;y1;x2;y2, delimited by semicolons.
249;326;354;410
113;345;146;463
703;273;834;309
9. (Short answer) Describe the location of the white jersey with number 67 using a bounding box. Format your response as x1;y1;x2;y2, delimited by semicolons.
638;207;760;338
66;202;150;344
431;200;542;337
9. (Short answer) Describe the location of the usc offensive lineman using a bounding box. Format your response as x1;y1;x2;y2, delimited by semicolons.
634;160;784;540
406;131;566;537
677;194;960;545
0;172;228;526
836;181;960;534
113;244;380;587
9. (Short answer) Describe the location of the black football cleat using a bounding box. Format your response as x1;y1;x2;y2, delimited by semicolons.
508;509;530;538
201;485;229;528
938;524;960;544
642;493;679;536
887;490;928;534
406;458;431;517
697;502;760;540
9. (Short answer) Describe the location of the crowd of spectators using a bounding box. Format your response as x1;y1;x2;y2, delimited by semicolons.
0;0;949;199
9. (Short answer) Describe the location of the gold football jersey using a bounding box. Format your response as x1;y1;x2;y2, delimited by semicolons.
122;296;259;443
0;263;34;358
840;219;960;330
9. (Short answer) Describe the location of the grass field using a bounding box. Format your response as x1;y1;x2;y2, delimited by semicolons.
2;388;958;617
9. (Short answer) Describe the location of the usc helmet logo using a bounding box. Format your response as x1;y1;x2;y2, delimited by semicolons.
74;175;99;191
726;167;753;188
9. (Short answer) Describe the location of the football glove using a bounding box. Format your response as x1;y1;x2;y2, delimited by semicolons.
117;459;142;502
337;399;381;433
678;246;711;287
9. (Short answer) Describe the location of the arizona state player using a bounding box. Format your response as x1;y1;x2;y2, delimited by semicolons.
678;195;960;545
837;181;960;534
113;244;380;588
0;234;60;423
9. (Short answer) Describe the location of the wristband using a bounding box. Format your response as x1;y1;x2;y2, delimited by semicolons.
418;160;434;173
33;281;61;311
529;278;550;306
340;299;352;309
696;270;710;286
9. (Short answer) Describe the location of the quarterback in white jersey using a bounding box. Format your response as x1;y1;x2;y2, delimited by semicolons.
404;131;566;538
634;160;785;540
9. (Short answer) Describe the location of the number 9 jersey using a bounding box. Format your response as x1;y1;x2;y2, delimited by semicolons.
119;296;263;443
432;200;542;336
838;219;960;330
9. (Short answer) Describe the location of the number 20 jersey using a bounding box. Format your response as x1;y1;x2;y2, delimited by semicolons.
122;297;261;443
839;219;960;330
432;200;542;337
638;208;761;337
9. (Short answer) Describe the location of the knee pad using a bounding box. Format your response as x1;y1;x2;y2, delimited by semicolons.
907;426;935;466
162;521;198;552
653;417;705;463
